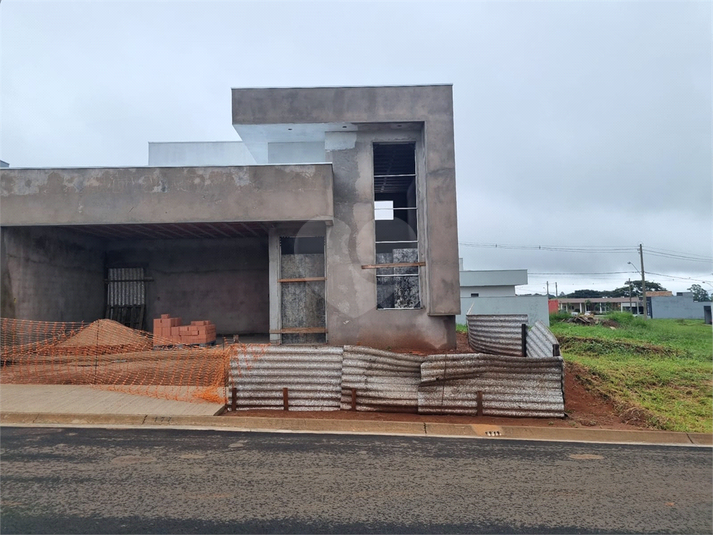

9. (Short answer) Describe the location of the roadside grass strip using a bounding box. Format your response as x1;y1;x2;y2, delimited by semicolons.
551;316;712;433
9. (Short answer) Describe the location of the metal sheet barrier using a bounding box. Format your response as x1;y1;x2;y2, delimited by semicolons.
340;346;425;412
419;353;565;417
466;314;527;356
526;320;561;359
229;345;343;411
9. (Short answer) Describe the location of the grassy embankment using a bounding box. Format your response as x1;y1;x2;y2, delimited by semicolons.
550;312;712;433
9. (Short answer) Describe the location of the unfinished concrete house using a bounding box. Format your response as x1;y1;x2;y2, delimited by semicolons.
1;85;460;350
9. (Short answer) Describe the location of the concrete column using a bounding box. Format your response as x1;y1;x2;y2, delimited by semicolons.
268;229;281;344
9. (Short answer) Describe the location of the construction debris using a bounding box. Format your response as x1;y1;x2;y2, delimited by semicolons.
153;315;216;346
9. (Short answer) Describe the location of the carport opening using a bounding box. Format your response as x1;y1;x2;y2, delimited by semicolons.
1;223;270;343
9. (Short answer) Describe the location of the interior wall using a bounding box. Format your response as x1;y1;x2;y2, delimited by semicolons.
104;237;269;335
0;226;105;322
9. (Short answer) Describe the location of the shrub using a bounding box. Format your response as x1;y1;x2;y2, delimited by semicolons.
549;311;571;323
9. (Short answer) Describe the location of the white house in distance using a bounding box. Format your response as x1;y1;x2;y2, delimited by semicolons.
457;260;549;326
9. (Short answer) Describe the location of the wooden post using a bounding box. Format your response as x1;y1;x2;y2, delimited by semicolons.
283;387;289;411
351;388;357;410
231;387;237;411
476;391;483;417
521;323;528;357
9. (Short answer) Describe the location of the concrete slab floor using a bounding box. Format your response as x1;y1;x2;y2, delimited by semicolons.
0;384;223;417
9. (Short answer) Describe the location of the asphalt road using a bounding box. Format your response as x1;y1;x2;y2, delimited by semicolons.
1;426;711;534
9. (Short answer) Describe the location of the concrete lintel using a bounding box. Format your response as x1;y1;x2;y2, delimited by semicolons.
1;164;334;227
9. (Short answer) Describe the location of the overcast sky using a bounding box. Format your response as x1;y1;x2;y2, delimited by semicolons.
1;0;711;295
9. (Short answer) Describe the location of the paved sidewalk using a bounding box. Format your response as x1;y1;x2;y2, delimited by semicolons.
0;384;223;417
1;384;710;447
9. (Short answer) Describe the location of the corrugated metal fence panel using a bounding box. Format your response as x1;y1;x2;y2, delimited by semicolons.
107;267;145;306
526;320;561;359
466;314;527;357
341;346;425;412
418;353;564;417
229;345;343;411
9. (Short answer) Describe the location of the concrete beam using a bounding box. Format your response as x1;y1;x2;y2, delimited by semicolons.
1;164;333;227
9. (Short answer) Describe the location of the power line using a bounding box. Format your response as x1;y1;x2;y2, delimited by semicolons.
458;242;635;253
646;271;713;286
458;242;713;263
529;271;631;275
645;247;712;261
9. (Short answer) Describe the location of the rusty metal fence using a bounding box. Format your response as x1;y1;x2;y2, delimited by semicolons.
228;345;343;411
340;346;424;412
466;314;528;356
418;353;565;417
526;320;561;359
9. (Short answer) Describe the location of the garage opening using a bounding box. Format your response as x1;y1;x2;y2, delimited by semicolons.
1;223;270;342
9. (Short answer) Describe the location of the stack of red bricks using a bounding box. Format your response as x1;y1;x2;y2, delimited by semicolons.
153;314;216;346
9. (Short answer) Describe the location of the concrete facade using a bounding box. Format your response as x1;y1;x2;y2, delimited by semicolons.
456;268;547;326
460;295;550;327
650;293;711;321
1;226;105;322
0;85;460;350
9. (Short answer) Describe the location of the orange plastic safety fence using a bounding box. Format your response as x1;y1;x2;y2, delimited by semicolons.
1;318;232;405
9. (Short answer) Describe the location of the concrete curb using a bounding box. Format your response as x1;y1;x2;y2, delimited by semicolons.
2;412;711;446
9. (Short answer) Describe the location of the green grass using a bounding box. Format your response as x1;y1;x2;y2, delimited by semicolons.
550;314;712;433
456;324;468;334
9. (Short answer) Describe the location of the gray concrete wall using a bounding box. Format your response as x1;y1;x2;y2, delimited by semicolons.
232;85;460;318
457;295;550;327
1;164;333;226
104;237;269;335
268;142;326;164
322;128;455;351
460;269;528;288
148;142;257;166
0;226;105;322
650;295;709;320
461;285;517;298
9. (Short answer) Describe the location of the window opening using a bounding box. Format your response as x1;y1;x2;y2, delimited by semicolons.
105;267;147;330
373;142;420;309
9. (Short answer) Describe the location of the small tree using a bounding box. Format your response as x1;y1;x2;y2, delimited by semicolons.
688;284;711;302
610;280;667;298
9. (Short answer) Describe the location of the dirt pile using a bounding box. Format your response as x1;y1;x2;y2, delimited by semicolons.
57;319;151;349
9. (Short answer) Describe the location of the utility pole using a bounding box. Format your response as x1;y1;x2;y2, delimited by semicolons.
639;244;648;319
555;282;558;297
546;281;550;299
628;279;633;313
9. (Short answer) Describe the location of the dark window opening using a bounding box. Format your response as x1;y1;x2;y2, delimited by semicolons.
471;293;479;298
373;142;420;310
279;236;325;255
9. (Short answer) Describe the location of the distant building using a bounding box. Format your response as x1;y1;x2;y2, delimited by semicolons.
555;297;642;315
457;264;549;326
650;292;712;323
553;291;711;323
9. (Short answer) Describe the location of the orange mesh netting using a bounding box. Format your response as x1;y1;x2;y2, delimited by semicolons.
1;318;235;405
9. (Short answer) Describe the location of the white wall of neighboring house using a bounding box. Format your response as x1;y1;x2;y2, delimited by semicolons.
650;292;711;320
148;141;257;166
457;266;549;326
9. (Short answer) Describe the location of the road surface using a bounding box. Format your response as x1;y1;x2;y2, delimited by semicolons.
1;426;711;533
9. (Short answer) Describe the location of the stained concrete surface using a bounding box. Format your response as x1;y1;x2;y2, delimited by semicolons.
0;385;223;417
